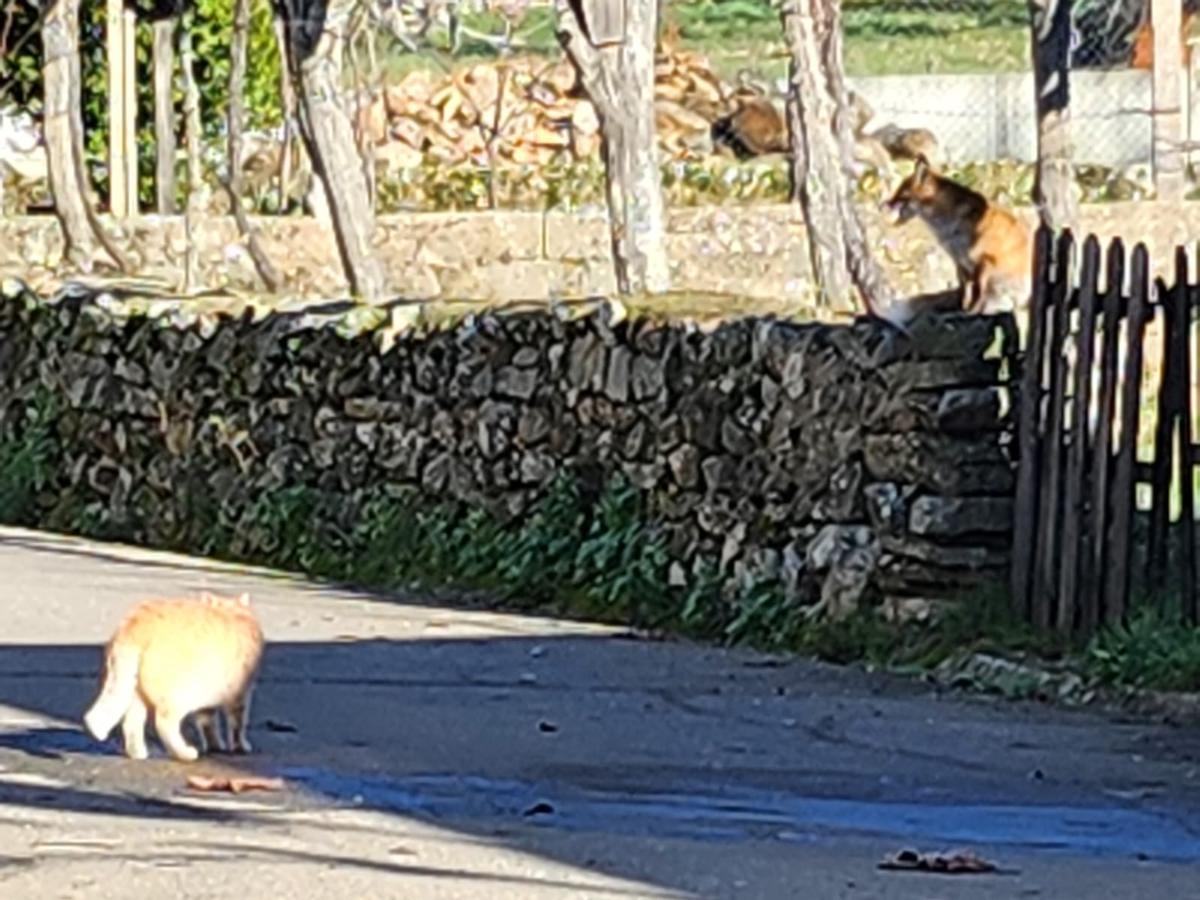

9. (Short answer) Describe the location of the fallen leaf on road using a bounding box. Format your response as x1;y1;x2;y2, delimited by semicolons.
185;774;285;795
537;720;559;733
522;801;555;817
878;848;997;875
265;719;298;733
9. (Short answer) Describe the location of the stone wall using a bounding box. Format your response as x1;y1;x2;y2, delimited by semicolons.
3;202;1198;306
0;284;1017;607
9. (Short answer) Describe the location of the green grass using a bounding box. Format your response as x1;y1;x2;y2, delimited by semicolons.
371;0;1031;87
1085;605;1200;692
671;0;1029;80
843;0;1029;76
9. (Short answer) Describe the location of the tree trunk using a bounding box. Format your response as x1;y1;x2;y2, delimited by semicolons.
226;0;282;291
153;17;178;215
1150;0;1186;202
780;0;893;315
42;0;128;271
1028;0;1079;231
278;0;387;303
271;16;302;212
180;12;203;292
556;0;671;295
106;0;138;218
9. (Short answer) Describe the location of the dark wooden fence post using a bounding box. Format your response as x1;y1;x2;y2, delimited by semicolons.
1170;247;1196;622
1059;235;1101;633
1032;229;1075;630
1107;244;1152;627
1088;238;1125;631
1011;225;1055;621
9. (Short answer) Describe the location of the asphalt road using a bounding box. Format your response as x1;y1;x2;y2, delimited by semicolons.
1;525;1199;899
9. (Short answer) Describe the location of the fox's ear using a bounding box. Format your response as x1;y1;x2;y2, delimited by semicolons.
913;154;931;180
236;592;251;607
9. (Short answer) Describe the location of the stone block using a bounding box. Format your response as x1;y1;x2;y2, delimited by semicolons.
909;496;1013;537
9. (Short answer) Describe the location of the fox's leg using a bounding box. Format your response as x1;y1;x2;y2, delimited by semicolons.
954;262;977;310
120;695;149;760
967;257;999;313
972;272;991;312
228;686;255;754
154;707;200;762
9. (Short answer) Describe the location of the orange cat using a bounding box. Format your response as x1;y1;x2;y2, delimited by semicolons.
83;591;264;762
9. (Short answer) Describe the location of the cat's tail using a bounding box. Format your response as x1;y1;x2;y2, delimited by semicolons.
83;642;140;741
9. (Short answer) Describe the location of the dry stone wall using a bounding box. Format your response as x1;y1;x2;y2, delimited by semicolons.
0;283;1017;608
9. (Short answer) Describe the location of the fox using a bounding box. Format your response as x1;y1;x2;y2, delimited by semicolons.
870;123;943;169
882;154;1032;320
711;89;940;183
710;94;789;159
1130;12;1196;70
83;591;264;762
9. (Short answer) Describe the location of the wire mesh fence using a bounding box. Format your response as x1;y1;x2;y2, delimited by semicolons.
839;0;1185;196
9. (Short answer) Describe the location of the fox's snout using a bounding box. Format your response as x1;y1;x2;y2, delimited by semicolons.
881;197;907;224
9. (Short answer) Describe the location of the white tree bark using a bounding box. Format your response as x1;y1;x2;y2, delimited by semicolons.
556;0;670;295
227;0;282;291
780;0;893;314
42;0;129;271
279;0;387;302
152;16;178;215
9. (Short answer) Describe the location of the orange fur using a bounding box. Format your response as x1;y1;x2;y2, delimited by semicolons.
883;155;1032;317
1130;14;1195;70
83;591;264;762
711;95;789;159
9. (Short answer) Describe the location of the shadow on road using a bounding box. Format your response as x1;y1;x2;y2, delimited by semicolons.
1;635;802;897
4;527;1200;895
3;631;1200;898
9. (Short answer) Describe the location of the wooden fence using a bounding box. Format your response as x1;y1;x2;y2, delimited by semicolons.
1010;227;1199;637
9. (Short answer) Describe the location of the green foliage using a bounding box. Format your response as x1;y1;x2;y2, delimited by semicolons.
1085;606;1200;693
188;0;283;137
2;0;282;206
0;391;60;527
0;1;44;116
278;156;1151;215
183;472;675;630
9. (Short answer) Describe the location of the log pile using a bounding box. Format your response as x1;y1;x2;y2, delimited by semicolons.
353;45;752;170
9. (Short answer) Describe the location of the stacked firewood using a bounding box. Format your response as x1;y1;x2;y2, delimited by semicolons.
352;45;749;170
